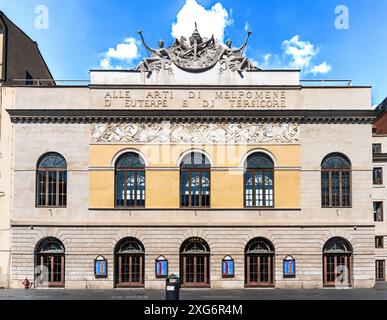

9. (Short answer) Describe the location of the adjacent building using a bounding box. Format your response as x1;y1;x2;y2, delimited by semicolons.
0;23;386;290
0;11;53;288
0;11;53;85
372;98;387;282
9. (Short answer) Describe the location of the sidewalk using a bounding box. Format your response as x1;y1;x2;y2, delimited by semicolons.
0;288;387;300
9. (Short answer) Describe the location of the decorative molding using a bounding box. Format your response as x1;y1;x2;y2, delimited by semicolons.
90;122;300;144
7;109;377;124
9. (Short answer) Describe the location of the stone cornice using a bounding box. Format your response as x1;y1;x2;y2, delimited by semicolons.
10;220;375;228
7;109;376;124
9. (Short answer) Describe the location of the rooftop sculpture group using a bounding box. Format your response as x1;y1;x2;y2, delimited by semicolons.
137;23;259;75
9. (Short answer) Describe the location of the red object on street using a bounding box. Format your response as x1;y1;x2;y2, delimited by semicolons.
22;278;31;289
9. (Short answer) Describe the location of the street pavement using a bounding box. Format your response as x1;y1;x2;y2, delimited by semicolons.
1;284;387;300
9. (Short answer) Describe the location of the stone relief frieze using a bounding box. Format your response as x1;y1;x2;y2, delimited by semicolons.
90;122;300;144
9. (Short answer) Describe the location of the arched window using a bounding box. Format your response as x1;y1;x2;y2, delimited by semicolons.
321;153;351;207
180;152;211;207
244;153;274;207
323;237;352;287
180;238;210;287
114;237;145;287
36;153;67;207
245;238;275;287
115;152;145;207
35;238;65;288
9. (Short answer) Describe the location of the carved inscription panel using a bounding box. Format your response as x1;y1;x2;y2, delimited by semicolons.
99;89;289;110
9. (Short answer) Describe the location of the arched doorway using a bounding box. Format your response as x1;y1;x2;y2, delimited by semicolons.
245;238;275;287
35;237;65;288
323;237;352;287
114;237;145;288
180;238;210;287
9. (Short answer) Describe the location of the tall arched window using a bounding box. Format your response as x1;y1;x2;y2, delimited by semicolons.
36;152;67;207
180;152;211;207
114;237;145;288
115;152;145;207
321;153;351;207
245;238;275;287
180;238;210;287
244;153;274;207
323;237;352;287
35;237;65;288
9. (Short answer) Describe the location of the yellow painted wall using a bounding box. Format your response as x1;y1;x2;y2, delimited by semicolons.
89;171;114;208
88;144;301;209
211;171;244;208
274;171;301;208
89;144;300;168
146;170;180;208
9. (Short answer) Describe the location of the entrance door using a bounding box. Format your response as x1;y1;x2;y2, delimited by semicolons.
376;260;386;281
38;254;65;287
245;238;275;287
323;238;352;287
323;254;351;287
117;254;144;287
182;254;209;287
246;254;274;287
114;238;145;288
35;238;65;288
180;238;210;288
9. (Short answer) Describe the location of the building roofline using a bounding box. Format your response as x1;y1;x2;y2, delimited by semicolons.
0;12;8;82
2;83;372;90
302;86;372;89
89;68;302;73
373;97;387;123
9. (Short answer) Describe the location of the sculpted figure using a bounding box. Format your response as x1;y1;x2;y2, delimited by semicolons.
221;31;257;72
138;31;170;72
181;34;215;60
136;24;258;74
173;36;190;57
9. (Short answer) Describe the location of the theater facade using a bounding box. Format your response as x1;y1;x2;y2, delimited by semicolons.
1;28;379;289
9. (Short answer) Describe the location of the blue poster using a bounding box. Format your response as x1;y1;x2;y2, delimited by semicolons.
95;259;107;277
222;260;234;277
156;260;168;277
283;260;295;277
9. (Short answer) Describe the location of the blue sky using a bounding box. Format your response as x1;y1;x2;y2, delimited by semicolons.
0;0;386;105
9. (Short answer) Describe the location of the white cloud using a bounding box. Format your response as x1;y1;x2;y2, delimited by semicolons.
100;37;140;69
311;62;332;75
282;35;318;70
106;37;139;60
263;54;272;63
266;35;332;75
171;0;233;43
100;58;112;69
254;53;282;69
